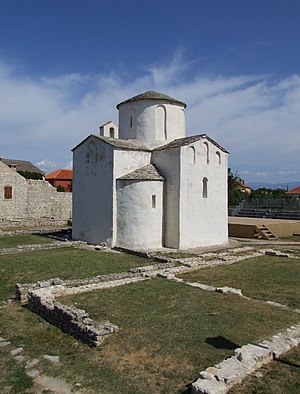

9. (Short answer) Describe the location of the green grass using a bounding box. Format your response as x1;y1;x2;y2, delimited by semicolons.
229;345;300;393
58;279;299;393
178;255;300;309
0;247;150;302
0;349;34;393
1;236;299;393
0;234;59;249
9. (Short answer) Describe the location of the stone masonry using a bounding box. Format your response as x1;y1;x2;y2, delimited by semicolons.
0;160;72;227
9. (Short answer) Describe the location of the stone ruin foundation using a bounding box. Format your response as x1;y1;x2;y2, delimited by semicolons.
15;246;300;392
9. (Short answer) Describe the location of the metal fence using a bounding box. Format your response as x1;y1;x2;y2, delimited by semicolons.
233;198;300;220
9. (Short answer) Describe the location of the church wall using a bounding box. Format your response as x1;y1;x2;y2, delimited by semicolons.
112;150;151;246
116;179;163;249
118;100;185;146
152;148;181;248
179;140;228;248
72;138;114;245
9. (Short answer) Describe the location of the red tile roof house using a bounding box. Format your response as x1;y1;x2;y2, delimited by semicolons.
285;185;300;197
45;169;73;192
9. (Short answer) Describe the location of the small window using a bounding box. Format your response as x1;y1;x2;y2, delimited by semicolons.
202;177;208;198
4;186;12;199
109;127;115;138
152;195;156;208
216;151;221;165
189;146;196;164
130;115;133;128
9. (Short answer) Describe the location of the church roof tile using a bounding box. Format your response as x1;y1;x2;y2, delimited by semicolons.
116;90;187;109
154;134;229;153
72;135;151;152
118;164;164;181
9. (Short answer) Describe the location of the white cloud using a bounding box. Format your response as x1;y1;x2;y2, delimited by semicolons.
1;54;300;182
277;170;297;175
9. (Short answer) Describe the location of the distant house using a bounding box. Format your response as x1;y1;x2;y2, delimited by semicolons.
285;185;300;197
0;158;44;178
45;169;73;192
236;181;252;194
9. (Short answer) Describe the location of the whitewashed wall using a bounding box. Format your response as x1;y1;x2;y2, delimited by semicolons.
72;137;114;245
179;139;228;248
152;148;181;248
116;179;163;249
118;100;186;147
112;149;151;246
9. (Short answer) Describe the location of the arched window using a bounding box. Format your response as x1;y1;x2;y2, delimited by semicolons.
130;115;133;128
202;177;208;198
189;146;196;164
203;142;209;164
156;105;167;140
216;151;221;165
109;127;115;138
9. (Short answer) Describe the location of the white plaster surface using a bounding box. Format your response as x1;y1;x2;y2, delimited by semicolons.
72;91;228;249
116;179;163;248
118;100;186;147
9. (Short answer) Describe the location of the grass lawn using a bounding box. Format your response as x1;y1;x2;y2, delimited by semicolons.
178;255;300;309
55;279;299;393
0;247;149;302
1;237;299;393
229;345;300;394
0;234;60;249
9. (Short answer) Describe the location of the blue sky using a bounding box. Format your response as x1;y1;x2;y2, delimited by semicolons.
0;0;300;183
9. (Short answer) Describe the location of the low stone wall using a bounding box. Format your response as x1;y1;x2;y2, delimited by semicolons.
28;289;118;347
0;218;71;229
191;323;300;393
16;271;148;347
0;242;72;256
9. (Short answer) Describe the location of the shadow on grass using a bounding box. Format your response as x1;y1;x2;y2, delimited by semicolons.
36;228;72;241
275;358;300;369
205;336;240;350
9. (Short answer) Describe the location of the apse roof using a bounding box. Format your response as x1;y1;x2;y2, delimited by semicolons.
118;164;164;181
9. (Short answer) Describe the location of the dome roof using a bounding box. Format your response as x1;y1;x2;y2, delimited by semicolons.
116;90;187;109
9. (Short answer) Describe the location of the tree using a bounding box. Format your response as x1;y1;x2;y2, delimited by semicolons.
228;168;245;207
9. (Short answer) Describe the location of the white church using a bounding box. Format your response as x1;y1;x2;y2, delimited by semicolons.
72;91;228;249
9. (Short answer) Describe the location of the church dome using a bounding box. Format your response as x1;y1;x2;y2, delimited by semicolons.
117;90;187;146
116;90;187;109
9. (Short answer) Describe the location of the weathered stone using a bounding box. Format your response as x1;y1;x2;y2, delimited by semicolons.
10;347;24;357
43;355;60;363
191;377;227;393
0;341;11;347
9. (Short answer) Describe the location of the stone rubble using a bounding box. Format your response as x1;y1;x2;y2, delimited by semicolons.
191;323;300;393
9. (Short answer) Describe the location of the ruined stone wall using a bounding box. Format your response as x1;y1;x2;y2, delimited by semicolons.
0;161;27;219
0;161;72;226
16;272;147;347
